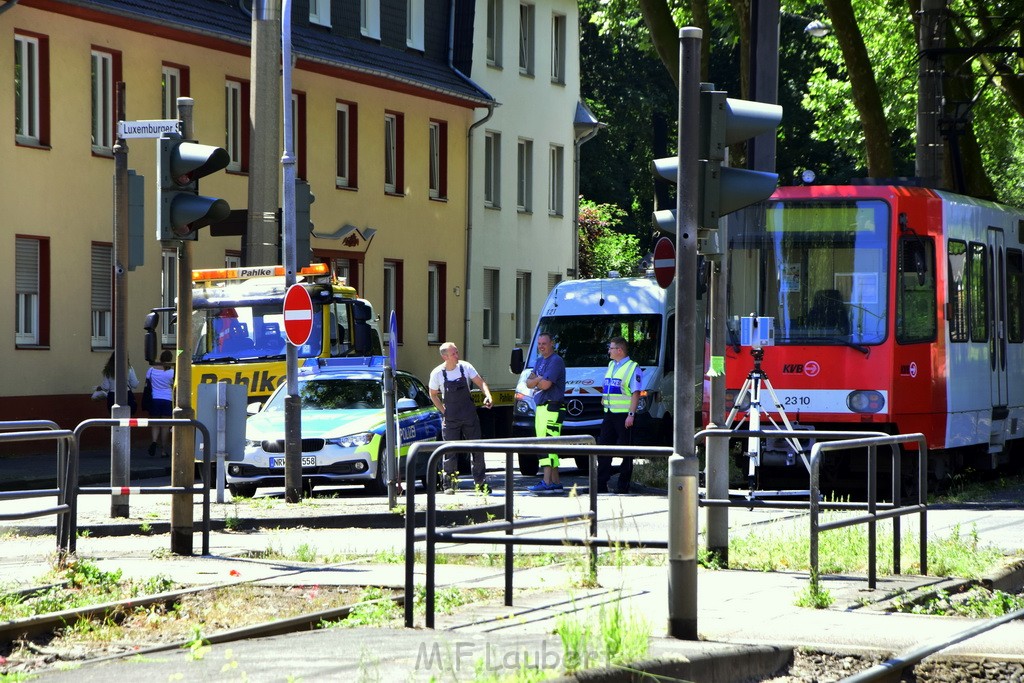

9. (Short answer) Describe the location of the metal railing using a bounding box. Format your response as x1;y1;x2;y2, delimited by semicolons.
696;428;928;589
70;418;213;556
403;436;674;628
0;421;76;556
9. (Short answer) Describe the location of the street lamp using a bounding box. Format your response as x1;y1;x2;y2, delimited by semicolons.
804;20;832;38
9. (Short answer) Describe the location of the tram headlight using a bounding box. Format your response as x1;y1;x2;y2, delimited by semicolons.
847;390;885;413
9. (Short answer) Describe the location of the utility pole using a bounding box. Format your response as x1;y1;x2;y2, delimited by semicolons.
171;97;198;555
245;0;283;266
281;0;302;504
668;26;702;642
111;81;131;518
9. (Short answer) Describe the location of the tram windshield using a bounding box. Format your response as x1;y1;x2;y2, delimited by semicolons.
727;199;889;346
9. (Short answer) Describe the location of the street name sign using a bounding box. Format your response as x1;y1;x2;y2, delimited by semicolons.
118;119;181;139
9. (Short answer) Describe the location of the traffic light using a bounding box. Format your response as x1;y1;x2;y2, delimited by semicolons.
294;180;315;269
652;83;782;253
157;133;231;240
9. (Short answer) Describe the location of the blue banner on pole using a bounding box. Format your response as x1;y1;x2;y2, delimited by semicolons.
388;310;398;369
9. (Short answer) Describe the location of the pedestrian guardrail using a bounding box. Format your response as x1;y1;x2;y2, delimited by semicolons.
0;421;75;557
71;418;213;556
696;428;928;589
403;436;674;628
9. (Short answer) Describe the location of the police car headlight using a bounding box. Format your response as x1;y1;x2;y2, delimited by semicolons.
327;432;374;448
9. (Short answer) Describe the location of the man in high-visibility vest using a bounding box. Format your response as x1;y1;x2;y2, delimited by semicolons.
597;336;643;494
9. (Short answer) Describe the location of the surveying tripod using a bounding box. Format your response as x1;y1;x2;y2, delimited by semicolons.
723;346;810;493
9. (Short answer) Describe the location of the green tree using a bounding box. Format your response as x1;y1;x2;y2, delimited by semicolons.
578;199;643;279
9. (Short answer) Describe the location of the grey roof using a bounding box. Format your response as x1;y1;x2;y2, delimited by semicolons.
60;0;493;106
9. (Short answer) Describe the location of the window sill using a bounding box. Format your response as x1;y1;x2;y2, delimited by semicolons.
429;195;448;203
15;138;50;151
16;344;49;350
336;184;358;191
385;190;405;198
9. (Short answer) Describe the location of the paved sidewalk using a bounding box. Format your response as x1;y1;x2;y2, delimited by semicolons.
3;454;1024;682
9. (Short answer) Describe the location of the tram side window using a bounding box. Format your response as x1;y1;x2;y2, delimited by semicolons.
947;240;968;342
896;237;936;343
969;242;989;343
1007;249;1024;344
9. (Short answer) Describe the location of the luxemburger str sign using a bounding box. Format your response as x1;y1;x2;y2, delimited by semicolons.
118;119;182;139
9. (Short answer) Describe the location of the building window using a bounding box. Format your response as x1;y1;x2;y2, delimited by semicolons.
548;144;564;215
518;3;534;76
383;260;403;344
484;131;501;208
225;78;249;172
15;31;49;146
483;268;499;345
547;272;562;292
292;91;306;179
16;236;47;347
407;0;424;50
551;13;566;84
361;0;380;39
384;112;404;195
429;120;448;200
515;271;531;343
225;252;242;268
517;138;533;212
161;248;177;344
427;262;446;343
91;244;112;349
336;100;358;189
161;62;189;120
487;0;503;66
310;0;331;26
91;48;120;153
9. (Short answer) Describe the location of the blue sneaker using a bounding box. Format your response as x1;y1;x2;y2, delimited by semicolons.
527;481;551;492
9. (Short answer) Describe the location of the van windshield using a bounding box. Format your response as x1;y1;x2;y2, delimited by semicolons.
529;315;662;368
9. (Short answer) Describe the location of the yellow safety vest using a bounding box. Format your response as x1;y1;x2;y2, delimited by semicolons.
602;360;639;412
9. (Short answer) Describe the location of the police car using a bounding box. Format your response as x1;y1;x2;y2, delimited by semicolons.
225;357;441;497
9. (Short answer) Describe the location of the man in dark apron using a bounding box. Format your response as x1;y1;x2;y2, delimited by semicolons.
429;342;493;493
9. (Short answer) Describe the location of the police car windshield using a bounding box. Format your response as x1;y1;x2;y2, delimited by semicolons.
263;378;384;412
528;315;661;368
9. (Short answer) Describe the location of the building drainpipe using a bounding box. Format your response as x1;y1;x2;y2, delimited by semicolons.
448;0;496;350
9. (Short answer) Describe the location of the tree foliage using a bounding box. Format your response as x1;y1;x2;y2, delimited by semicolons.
578;199;643;279
586;0;1024;206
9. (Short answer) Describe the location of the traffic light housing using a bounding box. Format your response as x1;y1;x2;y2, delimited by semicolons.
294;180;315;269
652;84;782;253
157;133;231;240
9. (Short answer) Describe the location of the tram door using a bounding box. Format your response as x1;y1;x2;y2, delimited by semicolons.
989;228;1008;411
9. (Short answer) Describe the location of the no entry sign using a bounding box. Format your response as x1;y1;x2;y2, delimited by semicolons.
653;237;676;289
283;284;314;346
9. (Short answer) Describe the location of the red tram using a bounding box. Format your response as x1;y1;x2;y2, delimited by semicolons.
725;184;1024;479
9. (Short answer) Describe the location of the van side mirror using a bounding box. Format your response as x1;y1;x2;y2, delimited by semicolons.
510;347;524;374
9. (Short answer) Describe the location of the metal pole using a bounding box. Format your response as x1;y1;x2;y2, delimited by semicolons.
748;0;780;173
111;81;131;518
245;0;282;265
171;97;197;555
668;26;702;641
383;358;397;508
281;0;302;504
704;255;728;561
215;380;227;503
916;0;946;187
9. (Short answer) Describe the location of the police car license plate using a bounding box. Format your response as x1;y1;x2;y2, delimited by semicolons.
269;456;316;468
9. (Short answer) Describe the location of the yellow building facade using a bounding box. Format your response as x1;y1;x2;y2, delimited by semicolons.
1;0;488;438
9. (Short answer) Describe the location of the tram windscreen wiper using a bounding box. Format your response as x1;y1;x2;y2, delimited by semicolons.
796;335;870;355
